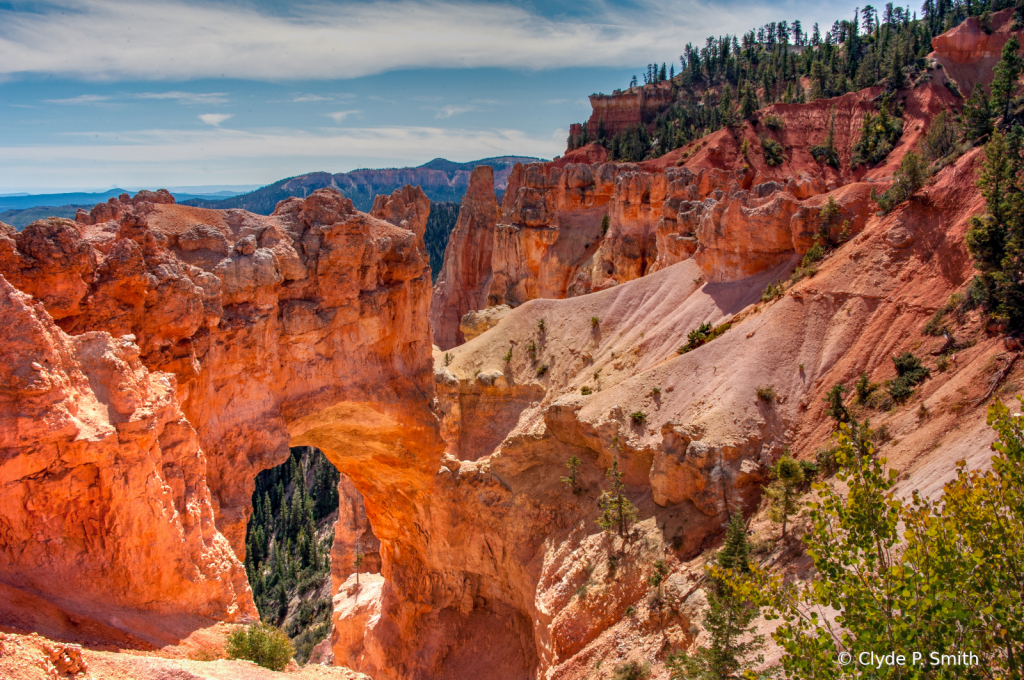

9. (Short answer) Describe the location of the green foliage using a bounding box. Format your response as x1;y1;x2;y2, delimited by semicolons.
647;559;670;602
760;135;786;166
992;35;1023;120
749;402;1024;679
765;454;805;538
561;455;583;495
503;346;513;363
761;279;785;302
678;321;733;354
444;352;453;366
851;100;904;167
871;150;926;213
667;563;765;680
537;318;546;332
244;447;339;663
591;316;600;328
611;660;650;680
923;292;963;336
823;383;849;424
961;84;994;142
630;410;647;424
719;511;751;573
581;385;593;395
854;371;878;404
536;363;549;376
424;202;459;283
887;351;930;402
527;340;537;360
966;127;1024;330
809;107;840;169
601;214;611;236
920;110;959;163
756;385;777;403
597;456;638;537
226;623;294;672
762;113;784;131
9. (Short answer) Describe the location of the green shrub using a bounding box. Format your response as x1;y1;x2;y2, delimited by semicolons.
630;410;647;424
761;279;785;302
852;100;903;167
920;110;959;163
225;623;294;672
677;321;733;354
854;372;878;404
537;363;549;376
888;351;930;402
591;316;601;328
810;106;840;169
760;135;786;166
872;151;926;214
756;385;777;403
763;113;784;130
581;385;593;395
537;318;546;332
611;660;650;680
443;352;453;366
923;292;963;336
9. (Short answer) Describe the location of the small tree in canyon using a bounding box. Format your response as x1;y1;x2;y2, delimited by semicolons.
597;453;638;538
561;455;583;495
765;454;805;539
667;511;765;680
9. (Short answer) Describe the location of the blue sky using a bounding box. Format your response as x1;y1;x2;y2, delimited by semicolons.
0;0;861;192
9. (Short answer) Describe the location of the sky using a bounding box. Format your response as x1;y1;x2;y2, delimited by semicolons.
0;0;862;193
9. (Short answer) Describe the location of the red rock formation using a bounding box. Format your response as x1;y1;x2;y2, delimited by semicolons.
581;84;675;141
930;8;1024;96
429;166;499;349
0;273;254;632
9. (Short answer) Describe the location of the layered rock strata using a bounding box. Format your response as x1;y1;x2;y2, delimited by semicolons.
429;166;499;349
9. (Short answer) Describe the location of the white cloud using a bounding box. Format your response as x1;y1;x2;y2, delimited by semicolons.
0;0;858;81
137;91;229;105
45;94;111;104
326;110;361;122
0;125;560;165
436;104;476;118
292;94;333;102
199;113;233;126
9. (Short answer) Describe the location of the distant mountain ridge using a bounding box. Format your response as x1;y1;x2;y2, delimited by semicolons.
0;188;245;213
181;156;545;214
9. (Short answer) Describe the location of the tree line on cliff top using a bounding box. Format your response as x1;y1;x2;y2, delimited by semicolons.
569;0;1020;162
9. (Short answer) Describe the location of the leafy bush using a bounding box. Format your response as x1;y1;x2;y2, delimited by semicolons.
590;316;601;328
611;660;650;680
536;363;549;376
756;385;777;403
763;113;784;130
581;385;593;395
852;101;903;167
677;321;733;354
225;623;294;671
761;280;785;302
888;351;930;402
854;372;878;404
871;151;926;214
920;110;959;163
760;136;786;166
503;347;513;363
630;410;647;424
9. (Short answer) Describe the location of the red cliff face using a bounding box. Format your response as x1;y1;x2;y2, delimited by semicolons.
583;84;675;140
930;8;1023;96
429;166;499;349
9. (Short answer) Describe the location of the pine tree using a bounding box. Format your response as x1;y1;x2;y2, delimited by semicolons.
596;455;638;537
718;512;750;573
992;35;1023;121
765;454;805;539
561;456;583;494
666;514;764;680
961;83;993;141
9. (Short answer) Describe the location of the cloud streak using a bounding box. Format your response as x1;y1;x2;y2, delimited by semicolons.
198;113;233;126
326;110;361;122
0;0;855;81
